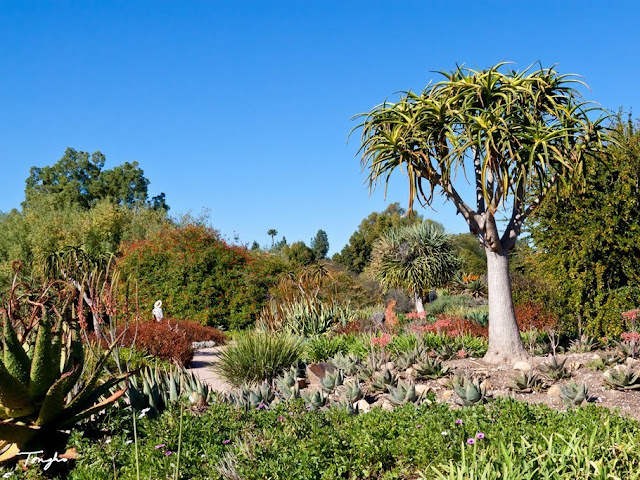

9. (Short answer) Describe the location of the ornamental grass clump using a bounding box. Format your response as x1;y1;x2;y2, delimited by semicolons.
214;332;303;387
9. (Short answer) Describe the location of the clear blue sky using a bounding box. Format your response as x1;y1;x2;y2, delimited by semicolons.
1;1;638;254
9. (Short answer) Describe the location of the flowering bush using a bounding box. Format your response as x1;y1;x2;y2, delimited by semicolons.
411;315;487;338
371;332;392;348
515;301;558;332
621;332;640;343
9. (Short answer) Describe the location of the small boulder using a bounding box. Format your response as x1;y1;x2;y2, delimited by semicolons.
355;399;371;413
415;384;431;396
381;400;394;411
370;312;385;325
306;362;336;386
514;361;532;372
547;385;562;397
442;390;453;400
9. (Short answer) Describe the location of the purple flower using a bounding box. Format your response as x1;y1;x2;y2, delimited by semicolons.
455;419;463;425
467;438;475;445
277;415;285;422
222;439;231;445
476;432;485;440
165;451;173;456
154;443;166;450
416;424;422;429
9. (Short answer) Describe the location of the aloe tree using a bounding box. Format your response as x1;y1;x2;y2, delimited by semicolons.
355;63;608;363
368;221;460;312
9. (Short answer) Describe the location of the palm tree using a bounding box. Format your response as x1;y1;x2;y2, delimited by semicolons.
354;63;608;363
368;222;460;313
267;229;278;248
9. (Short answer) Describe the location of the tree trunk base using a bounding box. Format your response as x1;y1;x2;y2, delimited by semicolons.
483;346;529;365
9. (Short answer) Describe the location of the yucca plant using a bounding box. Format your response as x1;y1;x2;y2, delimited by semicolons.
559;380;589;406
214;332;303;387
414;356;450;380
453;376;490;406
511;371;545;393
0;302;129;462
539;355;571;381
387;380;418;405
602;366;640;391
320;369;345;393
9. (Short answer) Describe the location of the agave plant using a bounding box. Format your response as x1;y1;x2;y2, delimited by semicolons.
539;355;571;381
320;369;345;393
331;397;359;414
128;364;213;415
275;368;301;400
221;381;276;411
302;389;328;412
414;356;450;380
602;366;640;391
0;310;129;462
510;371;545;393
338;380;363;404
568;334;597;353
432;344;456;361
587;351;624;371
559;380;589;406
369;369;398;393
387;380;418;405
357;350;386;381
453;376;490;406
394;350;419;371
330;352;360;376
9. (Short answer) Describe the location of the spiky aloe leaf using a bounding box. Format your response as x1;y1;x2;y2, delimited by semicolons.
28;316;58;399
63;321;85;373
3;317;30;385
49;315;64;376
35;366;81;426
0;361;37;418
0;421;40;446
60;372;131;425
58;388;128;429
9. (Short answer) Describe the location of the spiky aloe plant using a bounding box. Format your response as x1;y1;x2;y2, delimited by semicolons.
320;369;345;393
302;389;328;412
330;352;360;376
539;355;571;381
394;351;418;371
602;366;640;391
414;356;450;380
510;371;545;393
559;380;589;406
339;381;363;403
370;369;398;393
221;381;276;411
275;368;301;400
453;376;490;406
387;380;418;406
0;311;130;461
568;334;597;353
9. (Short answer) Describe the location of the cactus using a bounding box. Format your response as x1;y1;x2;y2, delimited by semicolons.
387;380;418;405
370;369;398;393
453;376;490;406
339;381;363;403
538;355;571;381
0;311;130;461
320;369;345;393
559;380;589;406
510;371;545;393
330;352;360;376
602;366;640;391
302;389;328;411
414;356;450;380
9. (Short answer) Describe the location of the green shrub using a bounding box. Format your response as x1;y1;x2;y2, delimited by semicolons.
426;294;475;315
214;331;303;386
304;335;348;363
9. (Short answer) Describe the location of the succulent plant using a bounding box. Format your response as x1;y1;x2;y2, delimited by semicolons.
510;371;545;393
275;370;300;400
387;380;418;405
568;334;597;353
432;344;456;361
330;352;360;376
369;369;398;393
394;351;418;371
414;356;450;380
339;381;363;403
320;369;345;392
221;381;276;410
331;397;359;414
587;351;624;371
357;350;387;380
302;389;328;411
615;339;640;359
602;366;640;391
0;312;130;462
538;355;571;381
559;380;589;406
453;376;490;406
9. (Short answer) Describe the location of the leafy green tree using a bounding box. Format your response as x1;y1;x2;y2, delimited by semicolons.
24;147;167;210
451;233;487;275
333;203;422;273
267;229;278;247
368;222;461;312
355;63;607;363
282;241;316;266
310;229;329;259
529;114;640;336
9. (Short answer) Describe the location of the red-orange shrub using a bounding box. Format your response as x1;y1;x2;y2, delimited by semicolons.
411;314;487;338
169;319;227;345
515;301;558;331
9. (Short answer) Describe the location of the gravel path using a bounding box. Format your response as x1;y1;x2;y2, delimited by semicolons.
188;346;232;393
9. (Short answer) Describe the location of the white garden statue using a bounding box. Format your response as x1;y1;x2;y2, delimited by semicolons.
152;300;164;322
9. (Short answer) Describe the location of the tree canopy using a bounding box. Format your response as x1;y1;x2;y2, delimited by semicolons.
310;229;329;259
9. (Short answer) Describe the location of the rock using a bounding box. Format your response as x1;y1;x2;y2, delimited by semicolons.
437;377;453;388
442;390;453;400
296;378;308;389
415;384;431;396
306;362;336;386
480;380;492;391
548;385;562;397
381;400;394;411
428;290;438;303
514;361;532;372
370;312;385;325
355;399;371;413
405;368;415;377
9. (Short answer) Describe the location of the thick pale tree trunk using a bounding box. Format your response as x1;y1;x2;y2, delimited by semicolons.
414;292;425;314
483;247;528;364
